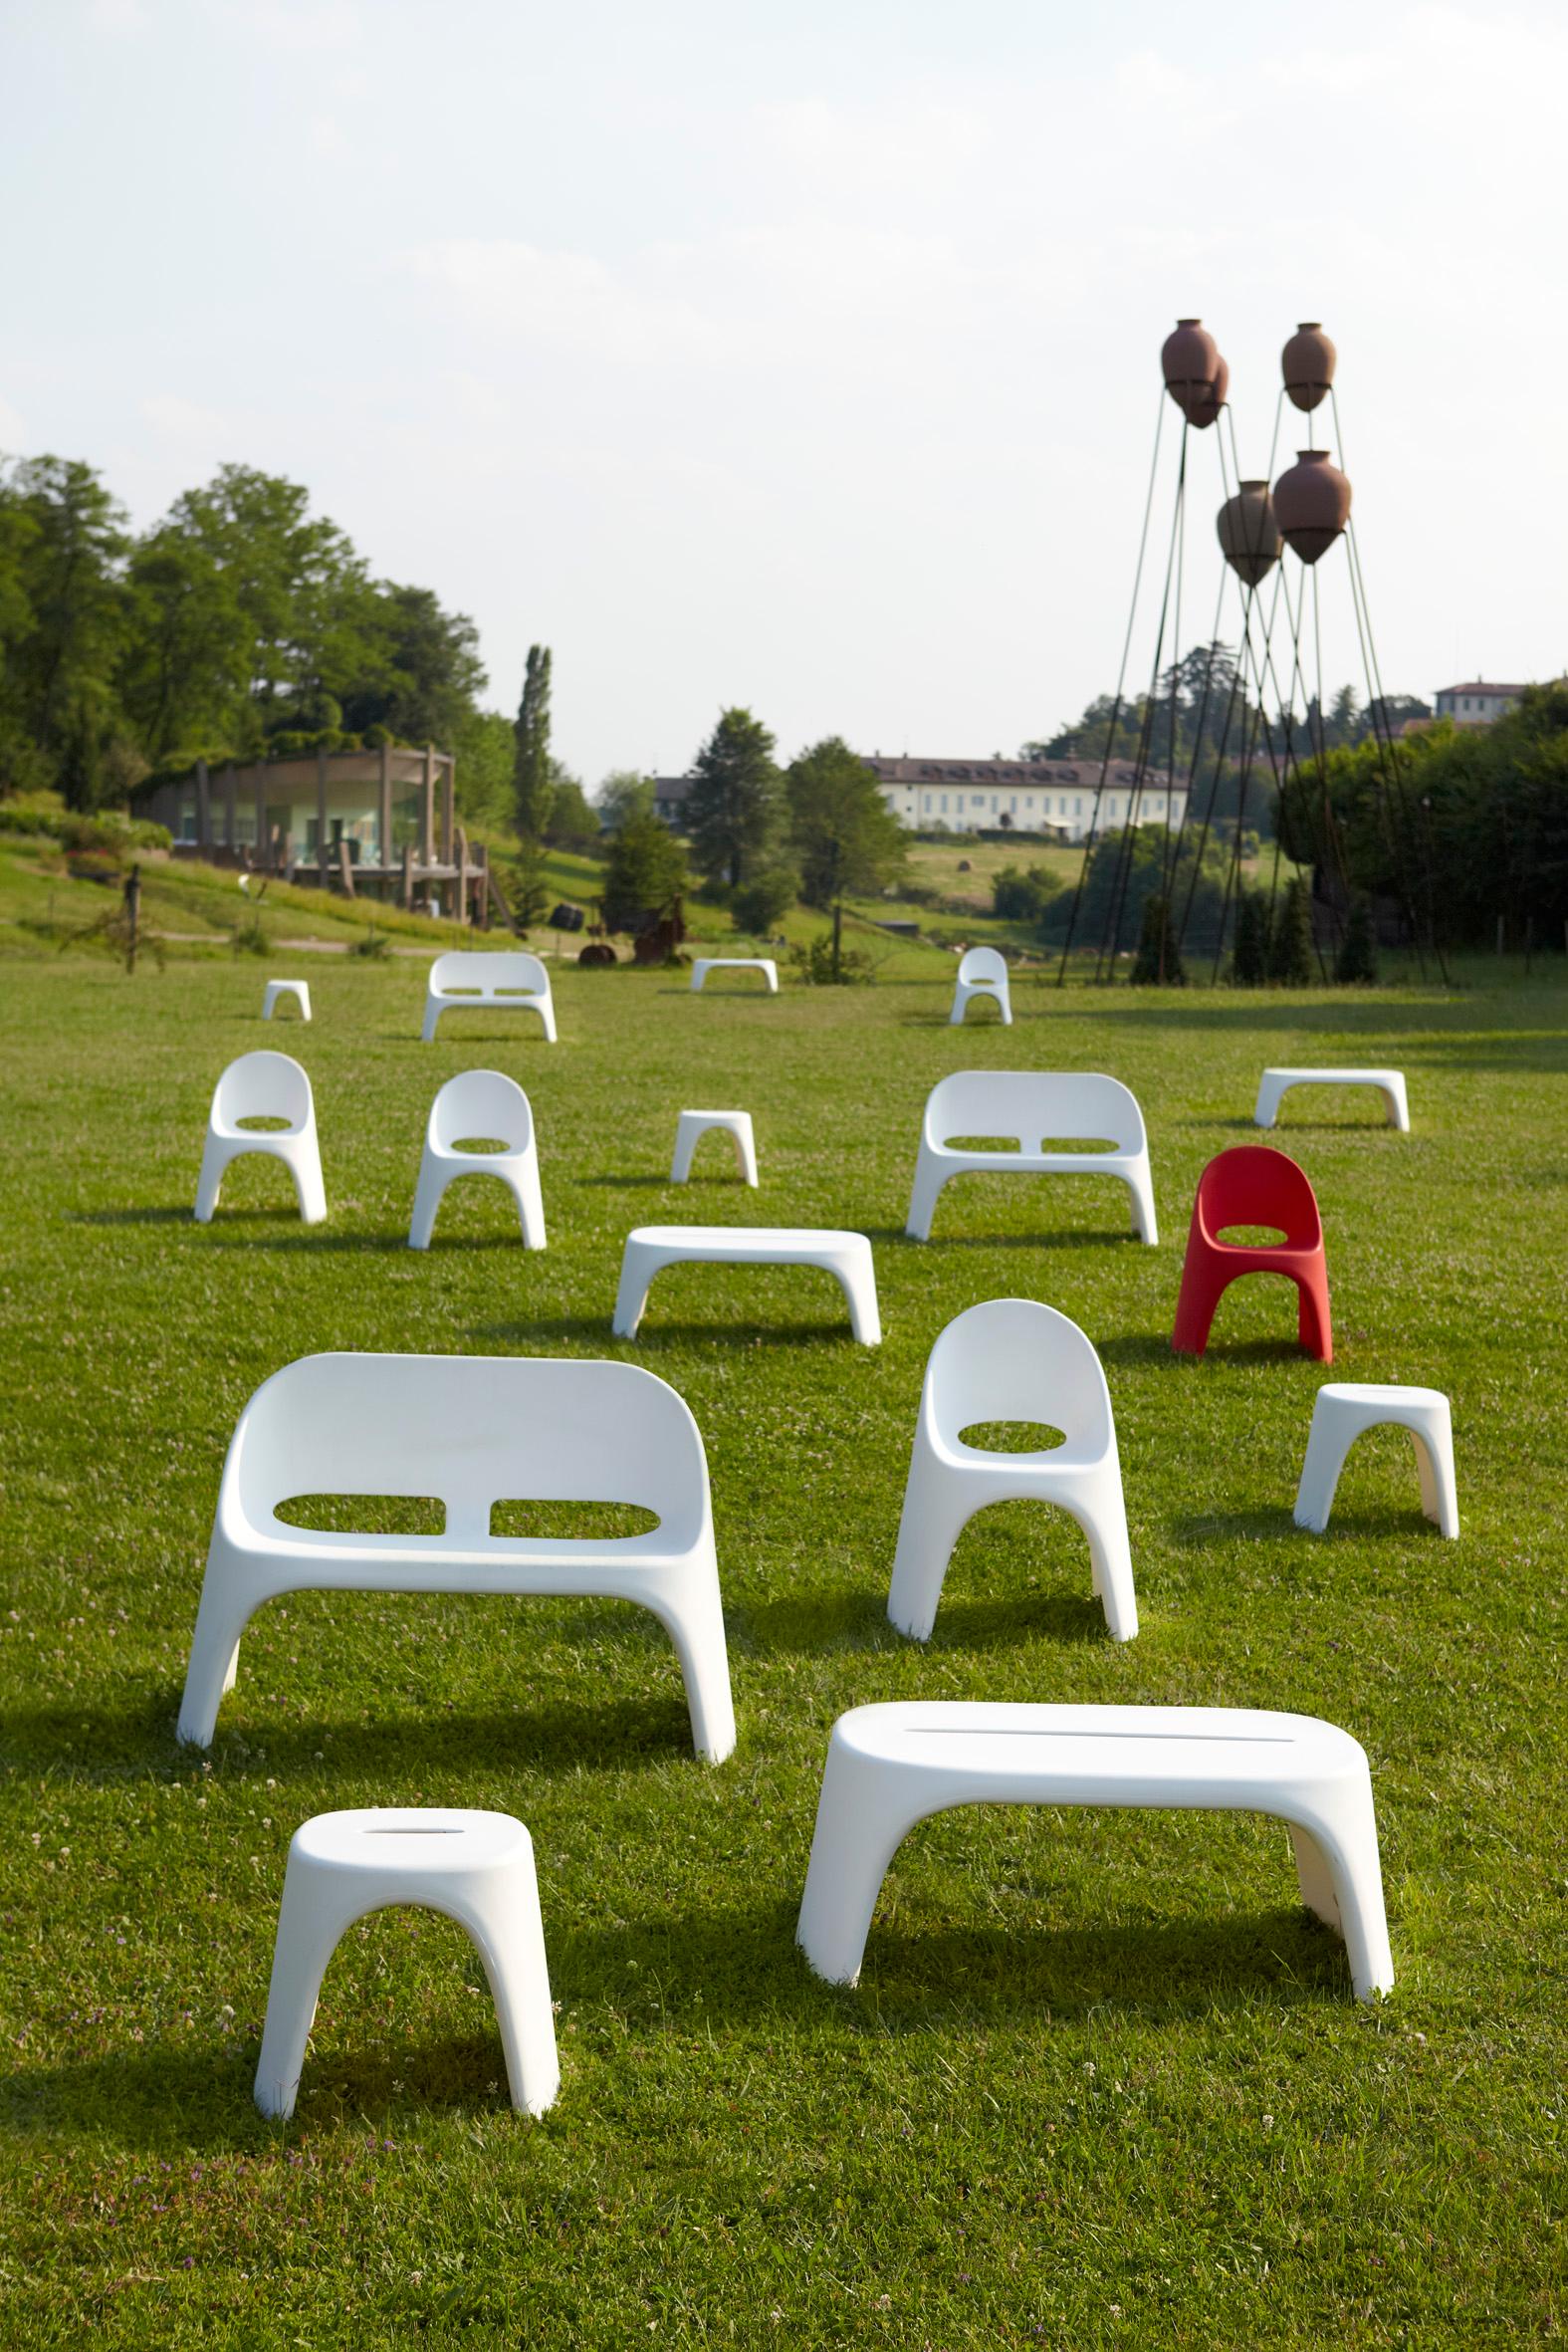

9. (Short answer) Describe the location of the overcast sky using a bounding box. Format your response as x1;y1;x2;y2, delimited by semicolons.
3;0;1563;782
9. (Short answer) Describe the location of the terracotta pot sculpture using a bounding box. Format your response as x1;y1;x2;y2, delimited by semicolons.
1217;481;1281;586
1162;320;1227;430
1272;449;1351;565
1282;322;1336;414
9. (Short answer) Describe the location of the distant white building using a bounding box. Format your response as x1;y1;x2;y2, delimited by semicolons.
1433;680;1526;728
645;755;1190;846
861;756;1189;845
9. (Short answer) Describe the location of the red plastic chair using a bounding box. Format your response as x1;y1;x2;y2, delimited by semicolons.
1172;1146;1331;1359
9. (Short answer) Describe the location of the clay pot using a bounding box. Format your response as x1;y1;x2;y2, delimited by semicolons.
1271;448;1351;564
1217;481;1281;585
1162;319;1227;429
1282;322;1336;413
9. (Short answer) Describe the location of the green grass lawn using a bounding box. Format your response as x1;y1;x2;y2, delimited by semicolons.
1;952;1565;2346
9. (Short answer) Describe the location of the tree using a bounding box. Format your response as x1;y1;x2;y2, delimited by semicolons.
595;770;656;832
600;812;686;935
513;645;554;841
1231;888;1271;985
0;456;129;806
545;774;600;851
1268;876;1316;985
730;862;797;938
686;707;784;889
1335;897;1379;984
1130;891;1185;985
784;734;903;977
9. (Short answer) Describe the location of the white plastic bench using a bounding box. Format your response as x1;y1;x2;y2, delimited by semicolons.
1295;1383;1457;1537
796;1702;1394;2001
176;1351;734;1762
671;1109;759;1188
255;1808;558;2119
613;1226;880;1343
906;1070;1157;1244
690;957;779;995
888;1300;1137;1643
195;1050;327;1226
262;979;312;1022
950;945;1011;1027
422;950;558;1043
409;1069;546;1250
1254;1067;1409;1131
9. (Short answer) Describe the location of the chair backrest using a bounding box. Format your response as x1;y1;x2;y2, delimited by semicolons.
957;946;1008;988
429;1069;534;1154
429;950;550;1001
224;1353;708;1549
923;1298;1113;1453
212;1051;313;1132
923;1069;1146;1154
1195;1145;1322;1248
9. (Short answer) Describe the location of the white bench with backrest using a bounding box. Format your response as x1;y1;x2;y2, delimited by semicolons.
176;1351;734;1761
613;1226;880;1344
1254;1067;1409;1131
422;950;557;1043
906;1070;1157;1244
795;1701;1394;2000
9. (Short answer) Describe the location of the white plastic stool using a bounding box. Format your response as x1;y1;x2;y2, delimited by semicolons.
254;1808;559;2119
1294;1383;1457;1536
409;1069;546;1250
671;1110;759;1188
796;1703;1394;2001
613;1226;880;1343
263;980;312;1023
195;1051;327;1226
1254;1068;1409;1131
690;958;779;995
888;1300;1137;1642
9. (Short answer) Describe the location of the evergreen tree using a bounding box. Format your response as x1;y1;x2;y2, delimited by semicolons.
513;644;554;841
1130;893;1186;985
1231;887;1271;985
545;776;600;851
601;812;686;935
687;706;783;889
1268;876;1317;985
595;771;657;832
1335;897;1379;984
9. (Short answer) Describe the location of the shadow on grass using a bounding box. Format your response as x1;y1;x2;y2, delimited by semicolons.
74;1206;205;1227
863;1226;1136;1252
471;1316;864;1351
563;1898;1357;2026
730;1580;1107;1657
0;1688;694;1780
574;1174;675;1190
1173;1504;1437;1546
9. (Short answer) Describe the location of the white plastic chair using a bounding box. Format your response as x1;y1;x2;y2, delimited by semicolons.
906;1070;1157;1244
795;1702;1394;2001
1295;1383;1457;1536
194;1051;327;1226
887;1300;1137;1642
263;979;312;1023
255;1808;559;2118
409;1070;546;1250
422;950;557;1044
671;1110;759;1188
950;946;1012;1026
176;1352;735;1762
612;1226;880;1344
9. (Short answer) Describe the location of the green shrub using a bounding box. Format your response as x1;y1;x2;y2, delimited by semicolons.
992;864;1051;922
1268;877;1317;985
1130;892;1186;984
1335;898;1379;984
730;862;797;936
790;936;874;985
1231;888;1271;985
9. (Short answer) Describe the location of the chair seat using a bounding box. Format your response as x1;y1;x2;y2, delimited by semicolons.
627;1224;862;1259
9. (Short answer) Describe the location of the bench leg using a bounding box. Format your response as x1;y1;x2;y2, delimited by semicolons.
833;1247;881;1345
1068;1467;1139;1642
1286;1778;1394;2000
641;1563;736;1764
1410;1412;1458;1536
905;1148;948;1242
421;1002;443;1043
887;1451;977;1640
512;1156;547;1250
1293;1398;1356;1532
1121;1160;1159;1247
796;1741;921;1986
177;1570;263;1746
254;1862;362;2118
612;1244;658;1338
534;1002;559;1045
286;1136;328;1226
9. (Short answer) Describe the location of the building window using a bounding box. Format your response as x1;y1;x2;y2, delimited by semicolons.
177;794;197;844
923;794;932;814
973;795;985;809
1075;798;1082;815
940;794;948;813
